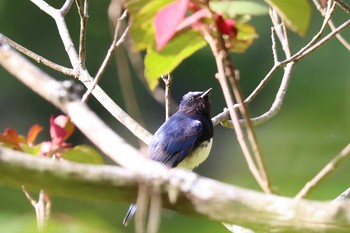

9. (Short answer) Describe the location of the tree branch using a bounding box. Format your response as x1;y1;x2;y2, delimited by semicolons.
295;143;350;200
29;0;152;144
212;5;350;128
0;33;77;76
1;147;350;233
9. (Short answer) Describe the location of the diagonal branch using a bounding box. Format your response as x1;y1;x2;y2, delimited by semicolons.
29;0;152;144
82;10;130;102
295;143;350;200
0;33;77;76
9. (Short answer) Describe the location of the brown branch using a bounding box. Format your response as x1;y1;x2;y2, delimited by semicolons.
202;9;271;194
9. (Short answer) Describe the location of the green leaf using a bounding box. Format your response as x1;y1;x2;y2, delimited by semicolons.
229;23;258;53
266;0;311;36
124;0;174;50
20;144;41;156
61;145;104;165
144;30;206;90
210;0;269;18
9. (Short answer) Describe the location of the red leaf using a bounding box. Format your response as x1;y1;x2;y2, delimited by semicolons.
154;0;189;51
27;124;43;146
53;115;74;141
50;116;66;145
0;128;21;148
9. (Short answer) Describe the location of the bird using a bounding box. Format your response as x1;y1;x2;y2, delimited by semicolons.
123;88;214;226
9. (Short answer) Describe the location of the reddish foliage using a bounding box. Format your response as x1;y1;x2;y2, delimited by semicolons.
0;115;74;158
215;14;237;38
154;0;189;51
0;128;21;149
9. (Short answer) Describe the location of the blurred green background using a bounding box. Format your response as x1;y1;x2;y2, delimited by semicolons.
0;0;349;232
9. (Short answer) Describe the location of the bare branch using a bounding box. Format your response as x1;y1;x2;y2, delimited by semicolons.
0;33;77;76
29;1;152;143
76;0;89;68
60;0;75;15
212;4;350;128
202;28;271;194
295;143;350;200
82;10;130;102
161;74;173;121
333;0;350;13
22;187;50;232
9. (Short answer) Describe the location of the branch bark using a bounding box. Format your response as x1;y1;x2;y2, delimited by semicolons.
1;147;350;233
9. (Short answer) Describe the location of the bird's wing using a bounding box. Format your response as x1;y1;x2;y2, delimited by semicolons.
148;115;202;168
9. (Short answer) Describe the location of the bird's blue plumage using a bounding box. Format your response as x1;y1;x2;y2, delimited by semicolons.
148;112;203;167
123;89;213;226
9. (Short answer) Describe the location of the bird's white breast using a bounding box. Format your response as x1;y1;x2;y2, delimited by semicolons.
177;139;213;170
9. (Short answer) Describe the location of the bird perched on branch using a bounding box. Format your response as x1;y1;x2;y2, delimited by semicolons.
123;88;214;226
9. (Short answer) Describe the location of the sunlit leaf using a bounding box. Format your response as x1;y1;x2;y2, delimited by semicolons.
61;145;104;164
124;0;174;50
145;30;206;90
21;144;41;156
266;0;311;36
229;23;258;53
210;0;269;18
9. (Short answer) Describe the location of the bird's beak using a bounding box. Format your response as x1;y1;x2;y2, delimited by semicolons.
199;88;212;98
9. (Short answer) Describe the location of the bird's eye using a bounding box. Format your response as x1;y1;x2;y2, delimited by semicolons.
189;97;194;101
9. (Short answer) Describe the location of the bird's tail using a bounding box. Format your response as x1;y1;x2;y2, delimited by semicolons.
123;204;137;226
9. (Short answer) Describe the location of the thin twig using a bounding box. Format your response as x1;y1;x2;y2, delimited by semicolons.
76;0;89;68
333;0;350;13
82;10;129;102
31;0;80;67
161;74;173;120
0;33;77;76
61;0;75;15
135;183;148;233
312;0;350;51
147;182;162;233
203;8;272;193
212;4;350;128
295;143;350;200
30;0;152;143
292;19;350;62
271;27;278;63
22;186;50;232
108;1;147;150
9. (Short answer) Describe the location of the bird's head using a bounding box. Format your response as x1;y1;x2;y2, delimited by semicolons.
178;88;212;116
